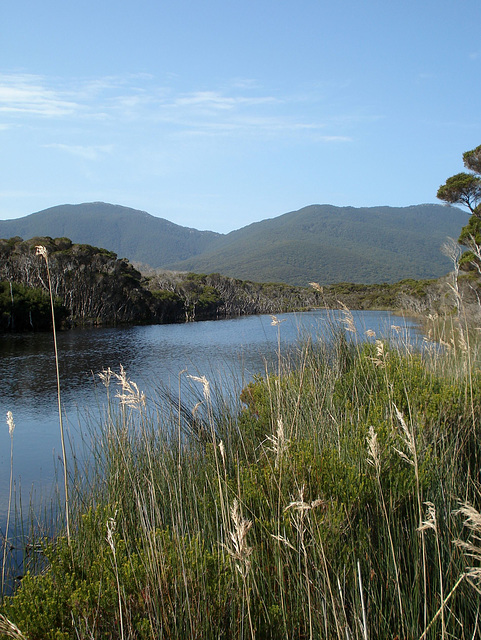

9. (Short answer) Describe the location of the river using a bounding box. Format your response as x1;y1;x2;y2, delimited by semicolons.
0;309;423;521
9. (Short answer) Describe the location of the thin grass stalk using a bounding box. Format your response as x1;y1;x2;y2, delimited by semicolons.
357;559;368;640
300;512;313;640
178;369;187;469
288;341;310;441
266;318;292;636
187;374;230;543
336;575;352;640
167;476;195;638
270;315;287;431
35;245;71;550
264;414;290;637
0;613;28;639
311;513;343;639
106;516;125;640
418;574;465;640
1;412;15;598
393;403;427;634
225;498;254;639
418;502;446;639
367;425;406;637
442;238;476;429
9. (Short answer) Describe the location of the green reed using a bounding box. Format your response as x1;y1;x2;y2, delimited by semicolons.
2;315;481;639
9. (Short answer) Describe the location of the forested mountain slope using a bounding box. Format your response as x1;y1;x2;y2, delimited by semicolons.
167;204;469;284
0;202;468;285
0;202;220;266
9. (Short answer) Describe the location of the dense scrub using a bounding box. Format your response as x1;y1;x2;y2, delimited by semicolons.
2;318;481;638
0;237;157;328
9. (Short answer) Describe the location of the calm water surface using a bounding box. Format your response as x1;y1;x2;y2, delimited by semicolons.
0;310;423;519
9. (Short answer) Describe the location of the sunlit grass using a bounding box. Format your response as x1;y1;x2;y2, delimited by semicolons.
2;314;481;638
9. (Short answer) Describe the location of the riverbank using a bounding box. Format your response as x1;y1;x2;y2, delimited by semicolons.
1;235;454;332
1;311;480;638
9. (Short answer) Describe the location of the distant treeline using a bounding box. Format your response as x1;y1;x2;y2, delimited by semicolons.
0;236;448;332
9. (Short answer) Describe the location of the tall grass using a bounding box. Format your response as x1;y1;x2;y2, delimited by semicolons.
35;245;71;549
2;314;481;638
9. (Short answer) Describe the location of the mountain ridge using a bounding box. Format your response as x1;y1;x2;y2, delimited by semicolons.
165;203;469;284
0;201;469;285
0;202;221;267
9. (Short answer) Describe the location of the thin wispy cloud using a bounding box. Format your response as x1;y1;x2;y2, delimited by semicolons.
174;90;278;110
44;143;114;160
0;74;81;117
0;73;355;143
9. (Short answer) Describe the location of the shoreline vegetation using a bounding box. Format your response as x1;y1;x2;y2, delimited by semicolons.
0;235;461;333
3;146;481;638
1;308;481;638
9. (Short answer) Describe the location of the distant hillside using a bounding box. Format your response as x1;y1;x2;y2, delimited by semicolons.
167;204;470;285
0;202;220;266
0;202;469;285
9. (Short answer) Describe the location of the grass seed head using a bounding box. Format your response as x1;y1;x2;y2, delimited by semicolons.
393;404;416;465
338;302;356;333
219;440;226;465
418;501;437;533
270;315;286;326
366;425;381;470
187;374;211;402
106;516;117;552
266;417;288;468
454;502;481;585
285;485;324;513
35;245;48;260
227;499;253;577
0;614;28;640
113;364;146;409
309;282;323;294
6;411;15;437
371;340;386;367
98;367;113;389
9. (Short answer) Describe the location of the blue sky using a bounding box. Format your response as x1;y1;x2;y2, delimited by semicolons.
0;0;479;232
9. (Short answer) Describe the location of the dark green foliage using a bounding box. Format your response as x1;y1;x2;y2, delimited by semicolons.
322;278;436;310
2;234;444;332
437;144;481;277
2;508;232;640
459;214;481;247
0;281;66;331
464;144;481;174
437;172;481;214
150;289;184;322
146;270;443;321
0;237;158;330
437;145;481;217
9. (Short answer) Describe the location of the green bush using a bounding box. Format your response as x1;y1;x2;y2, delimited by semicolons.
0;281;66;331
